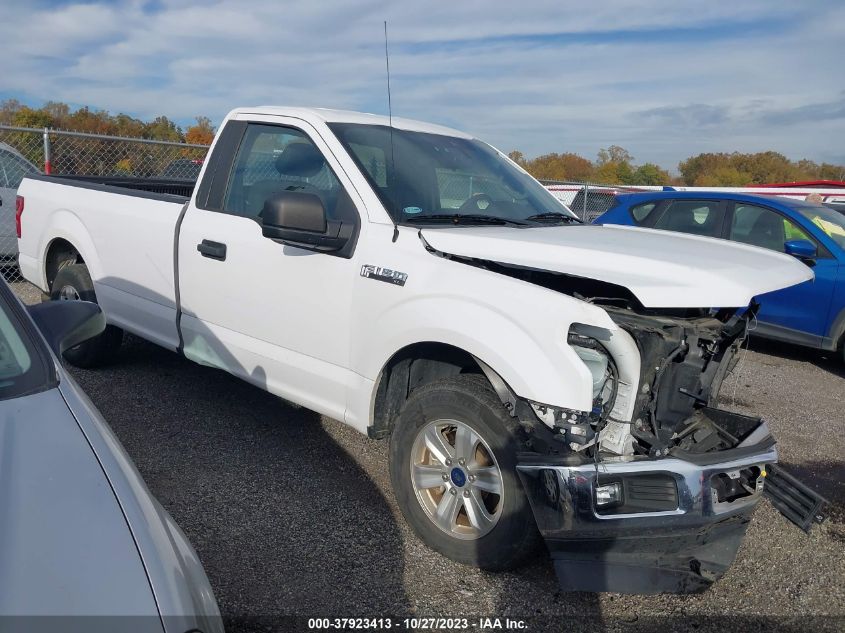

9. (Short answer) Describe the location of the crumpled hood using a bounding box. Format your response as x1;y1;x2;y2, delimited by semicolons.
420;224;814;308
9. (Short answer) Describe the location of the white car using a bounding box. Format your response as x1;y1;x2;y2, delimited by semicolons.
0;141;40;259
0;278;222;632
15;106;822;594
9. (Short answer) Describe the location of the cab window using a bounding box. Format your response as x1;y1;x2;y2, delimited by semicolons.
222;124;346;220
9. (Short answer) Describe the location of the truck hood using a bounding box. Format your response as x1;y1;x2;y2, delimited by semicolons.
420;224;814;308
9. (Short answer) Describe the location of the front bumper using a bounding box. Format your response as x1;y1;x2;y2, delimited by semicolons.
517;427;777;594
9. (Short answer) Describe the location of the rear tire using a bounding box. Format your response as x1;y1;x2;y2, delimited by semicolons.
49;263;123;368
389;374;540;571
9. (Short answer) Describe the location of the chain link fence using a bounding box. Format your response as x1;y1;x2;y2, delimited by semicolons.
0;124;209;285
541;180;650;222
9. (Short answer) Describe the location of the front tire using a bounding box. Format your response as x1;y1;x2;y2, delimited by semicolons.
49;263;123;368
389;375;539;571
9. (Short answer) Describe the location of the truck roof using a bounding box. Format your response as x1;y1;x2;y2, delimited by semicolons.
229;106;474;139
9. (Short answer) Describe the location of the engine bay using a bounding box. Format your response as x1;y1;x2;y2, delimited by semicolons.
472;258;761;462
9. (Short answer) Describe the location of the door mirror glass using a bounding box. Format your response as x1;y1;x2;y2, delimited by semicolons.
784;239;817;259
27;301;106;357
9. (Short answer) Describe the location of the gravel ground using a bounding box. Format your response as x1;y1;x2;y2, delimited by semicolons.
11;280;844;631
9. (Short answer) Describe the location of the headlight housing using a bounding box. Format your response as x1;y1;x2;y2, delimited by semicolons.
567;331;618;416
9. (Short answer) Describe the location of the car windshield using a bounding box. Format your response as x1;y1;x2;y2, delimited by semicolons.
796;204;845;249
329;123;578;225
0;285;51;400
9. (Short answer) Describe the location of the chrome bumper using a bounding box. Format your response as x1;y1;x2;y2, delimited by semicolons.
517;425;777;594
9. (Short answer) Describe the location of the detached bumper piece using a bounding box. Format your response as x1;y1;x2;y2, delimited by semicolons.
764;463;828;532
517;421;777;594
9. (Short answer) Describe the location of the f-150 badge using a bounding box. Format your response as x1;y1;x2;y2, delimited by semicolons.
361;265;408;286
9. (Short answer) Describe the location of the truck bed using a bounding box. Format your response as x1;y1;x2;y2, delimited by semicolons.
17;174;191;351
29;174;196;201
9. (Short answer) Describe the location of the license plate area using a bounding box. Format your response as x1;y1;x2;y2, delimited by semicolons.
710;465;765;506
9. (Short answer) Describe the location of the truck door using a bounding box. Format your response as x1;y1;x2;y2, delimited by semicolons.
176;117;364;421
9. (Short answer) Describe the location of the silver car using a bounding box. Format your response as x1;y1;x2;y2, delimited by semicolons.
0;280;223;633
0;142;40;258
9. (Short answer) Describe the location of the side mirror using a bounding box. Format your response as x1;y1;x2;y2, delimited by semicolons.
784;239;817;260
27;301;106;357
260;191;351;253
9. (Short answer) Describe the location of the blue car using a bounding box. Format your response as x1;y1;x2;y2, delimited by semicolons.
595;191;845;360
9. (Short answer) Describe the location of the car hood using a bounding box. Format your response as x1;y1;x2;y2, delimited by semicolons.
0;387;159;618
420;224;814;308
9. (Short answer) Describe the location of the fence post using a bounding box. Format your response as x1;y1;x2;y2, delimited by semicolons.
42;127;52;174
582;183;589;221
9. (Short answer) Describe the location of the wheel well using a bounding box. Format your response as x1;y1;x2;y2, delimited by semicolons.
369;343;485;439
45;239;83;291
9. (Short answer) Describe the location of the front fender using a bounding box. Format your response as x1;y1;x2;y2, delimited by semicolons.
353;265;619;414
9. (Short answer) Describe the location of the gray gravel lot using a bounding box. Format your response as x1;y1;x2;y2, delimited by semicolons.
10;280;845;631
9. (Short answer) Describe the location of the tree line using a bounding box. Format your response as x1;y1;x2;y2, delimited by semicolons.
2;100;843;185
0;100;216;178
0;99;215;145
510;146;845;187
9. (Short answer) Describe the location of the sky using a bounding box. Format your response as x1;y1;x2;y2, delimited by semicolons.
2;0;844;171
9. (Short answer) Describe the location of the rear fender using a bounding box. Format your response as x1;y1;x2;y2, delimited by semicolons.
39;210;102;290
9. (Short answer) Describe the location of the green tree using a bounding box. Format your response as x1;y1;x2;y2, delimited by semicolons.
594;146;635;184
593;160;622;184
112;113;147;138
678;152;731;185
144;115;183;142
819;163;845;181
631;163;670;185
732;151;796;184
677;150;845;186
13;106;54;129
693;166;752;186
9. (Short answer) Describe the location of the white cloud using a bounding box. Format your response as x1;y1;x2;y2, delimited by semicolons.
1;0;843;169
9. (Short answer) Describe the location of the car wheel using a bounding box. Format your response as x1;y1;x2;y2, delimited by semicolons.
389;374;539;571
49;263;123;368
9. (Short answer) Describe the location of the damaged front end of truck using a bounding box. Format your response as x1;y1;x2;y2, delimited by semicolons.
513;299;773;593
420;229;827;593
512;296;826;593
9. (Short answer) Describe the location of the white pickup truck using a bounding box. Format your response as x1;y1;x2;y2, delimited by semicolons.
17;106;825;594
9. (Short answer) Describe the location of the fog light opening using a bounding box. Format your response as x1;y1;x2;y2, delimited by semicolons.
595;482;623;507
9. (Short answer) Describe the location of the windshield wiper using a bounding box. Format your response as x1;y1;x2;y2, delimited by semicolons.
524;212;582;224
403;214;529;226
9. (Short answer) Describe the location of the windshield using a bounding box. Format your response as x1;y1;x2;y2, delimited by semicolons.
796;204;845;249
329;123;577;225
